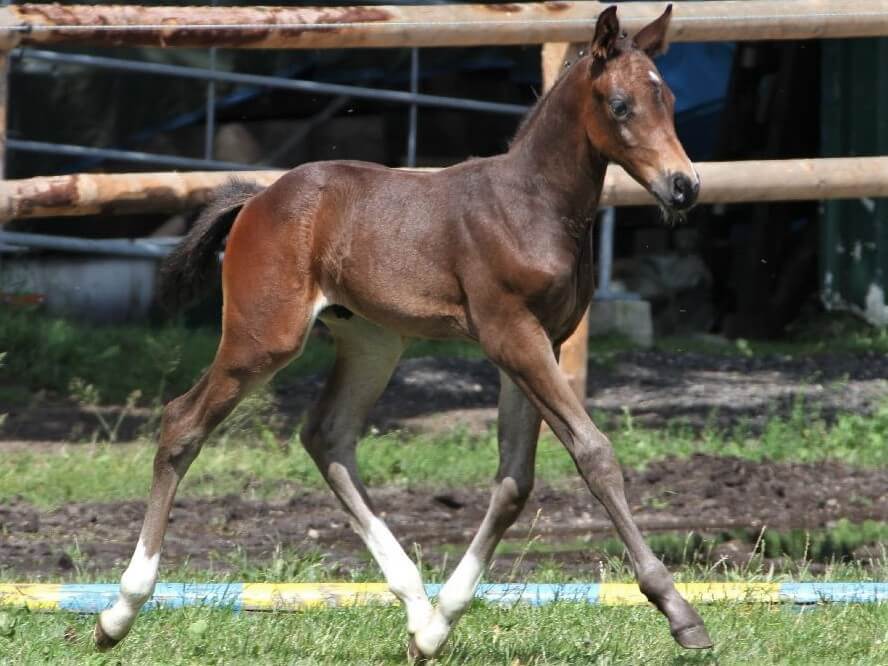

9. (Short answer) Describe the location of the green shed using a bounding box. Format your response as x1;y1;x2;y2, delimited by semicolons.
820;38;888;326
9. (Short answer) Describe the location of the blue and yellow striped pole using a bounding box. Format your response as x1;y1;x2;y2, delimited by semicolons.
1;582;886;612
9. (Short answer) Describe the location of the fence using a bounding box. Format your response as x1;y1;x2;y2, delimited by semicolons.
1;1;888;397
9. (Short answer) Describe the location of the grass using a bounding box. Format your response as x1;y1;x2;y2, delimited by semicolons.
0;307;334;406
1;593;886;664
3;311;888;663
0;307;488;407
1;556;887;664
3;397;887;509
480;520;888;569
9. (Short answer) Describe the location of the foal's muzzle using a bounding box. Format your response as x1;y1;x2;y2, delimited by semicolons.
651;170;700;212
668;172;699;210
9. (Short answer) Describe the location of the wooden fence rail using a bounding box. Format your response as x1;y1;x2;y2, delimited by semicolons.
3;157;887;223
1;2;888;50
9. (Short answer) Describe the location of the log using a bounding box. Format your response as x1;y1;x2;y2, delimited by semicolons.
0;170;283;221
2;157;886;223
2;2;887;50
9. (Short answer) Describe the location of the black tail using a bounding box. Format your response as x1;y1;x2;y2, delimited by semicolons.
157;179;265;313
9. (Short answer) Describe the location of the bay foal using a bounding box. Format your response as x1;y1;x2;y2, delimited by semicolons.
95;5;712;658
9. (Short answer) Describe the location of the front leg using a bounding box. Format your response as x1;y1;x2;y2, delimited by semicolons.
411;370;541;658
479;314;713;650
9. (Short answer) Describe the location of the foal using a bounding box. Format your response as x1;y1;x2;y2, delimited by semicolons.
95;5;711;659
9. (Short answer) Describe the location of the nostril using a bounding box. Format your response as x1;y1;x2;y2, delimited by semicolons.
671;174;688;202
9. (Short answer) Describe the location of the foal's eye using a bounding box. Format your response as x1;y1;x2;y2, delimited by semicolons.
609;99;630;119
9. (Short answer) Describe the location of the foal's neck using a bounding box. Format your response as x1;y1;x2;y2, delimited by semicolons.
507;65;607;226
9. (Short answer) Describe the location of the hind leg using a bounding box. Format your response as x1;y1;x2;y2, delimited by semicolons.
300;314;433;642
95;274;326;647
94;362;253;648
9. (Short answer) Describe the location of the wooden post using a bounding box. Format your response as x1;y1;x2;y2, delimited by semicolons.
0;6;19;185
542;41;589;402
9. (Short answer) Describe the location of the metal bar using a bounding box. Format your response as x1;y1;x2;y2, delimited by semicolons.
406;47;418;168
1;581;886;613
0;0;8;178
0;230;172;258
17;49;529;116
204;47;217;161
7;138;264;171
3;2;888;50
0;50;8;179
260;95;350;166
2;157;888;223
596;207;614;296
203;0;217;161
594;207;641;301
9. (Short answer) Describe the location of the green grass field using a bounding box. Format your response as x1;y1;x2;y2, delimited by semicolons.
4;306;888;406
2;598;887;665
3;399;886;508
2;408;886;664
2;308;887;664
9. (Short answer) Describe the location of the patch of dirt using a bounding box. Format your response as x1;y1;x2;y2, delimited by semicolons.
4;351;886;578
274;351;888;434
2;455;885;578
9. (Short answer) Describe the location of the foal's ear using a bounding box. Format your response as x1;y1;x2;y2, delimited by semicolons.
590;6;620;61
633;4;673;58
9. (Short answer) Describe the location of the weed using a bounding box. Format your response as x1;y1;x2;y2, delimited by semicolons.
68;378;142;443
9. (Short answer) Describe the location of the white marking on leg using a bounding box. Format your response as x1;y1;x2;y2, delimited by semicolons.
292;292;329;358
312;292;330;318
438;551;485;617
414;551;485;656
361;516;433;634
98;539;160;640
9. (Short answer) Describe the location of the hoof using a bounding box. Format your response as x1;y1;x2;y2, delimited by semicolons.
672;623;713;650
407;636;432;664
93;621;121;652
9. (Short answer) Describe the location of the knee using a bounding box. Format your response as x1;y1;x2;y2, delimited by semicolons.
496;475;533;524
572;429;623;484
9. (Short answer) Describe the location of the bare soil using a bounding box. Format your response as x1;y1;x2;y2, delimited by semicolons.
2;350;886;578
2;454;885;578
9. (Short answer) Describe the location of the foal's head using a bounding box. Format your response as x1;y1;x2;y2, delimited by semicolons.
577;5;698;221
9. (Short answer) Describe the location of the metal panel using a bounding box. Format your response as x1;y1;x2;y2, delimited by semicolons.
821;38;888;325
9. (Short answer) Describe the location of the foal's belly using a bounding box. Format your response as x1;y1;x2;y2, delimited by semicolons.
328;295;473;341
317;260;473;341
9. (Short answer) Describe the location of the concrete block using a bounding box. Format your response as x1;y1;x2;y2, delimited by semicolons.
588;299;654;348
